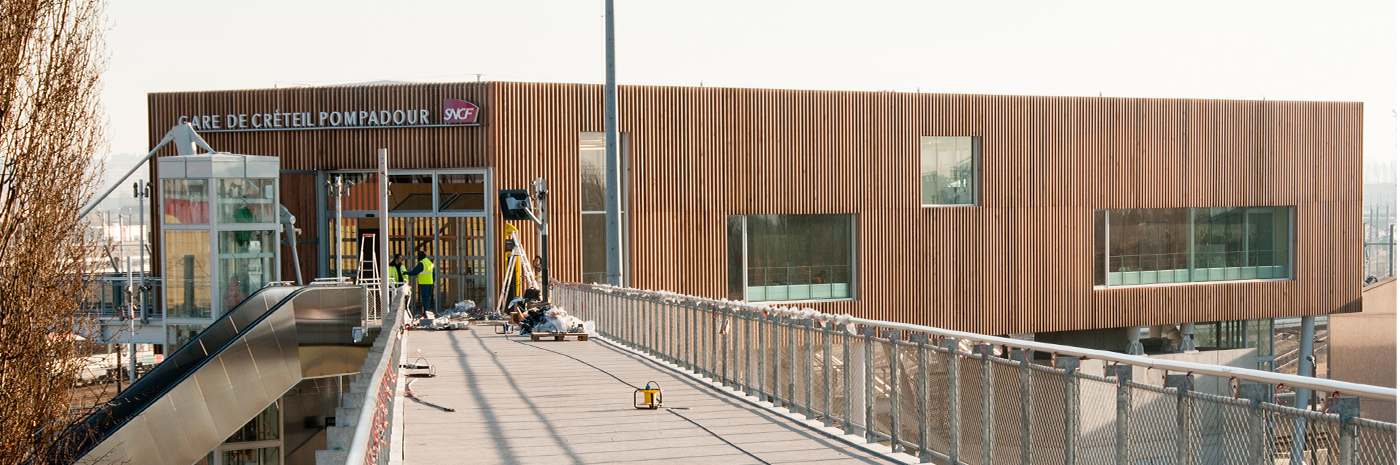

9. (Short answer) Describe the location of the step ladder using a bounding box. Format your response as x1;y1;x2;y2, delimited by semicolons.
356;234;381;285
356;234;384;322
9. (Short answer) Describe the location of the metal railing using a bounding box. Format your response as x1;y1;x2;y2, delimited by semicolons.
555;282;1397;465
81;274;161;320
337;287;409;465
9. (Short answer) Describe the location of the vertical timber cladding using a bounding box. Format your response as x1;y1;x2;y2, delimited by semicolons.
490;82;1362;335
146;83;491;284
145;82;1362;335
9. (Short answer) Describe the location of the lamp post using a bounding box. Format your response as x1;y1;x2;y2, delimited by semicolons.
603;0;624;287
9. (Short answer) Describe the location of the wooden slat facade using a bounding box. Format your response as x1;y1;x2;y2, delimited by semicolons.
148;82;1362;335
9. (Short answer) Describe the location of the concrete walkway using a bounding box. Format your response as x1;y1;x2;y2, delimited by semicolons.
400;327;898;465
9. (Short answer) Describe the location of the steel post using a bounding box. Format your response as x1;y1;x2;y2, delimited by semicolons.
844;323;856;436
888;330;901;453
602;0;624;287
980;345;994;465
1113;365;1132;465
941;338;961;464
1166;374;1196;465
917;335;930;463
721;309;729;387
1292;315;1316;465
864;326;876;443
789;316;798;411
1334;397;1360;465
804;319;815;419
822;321;833;427
1019;350;1033;465
744;310;756;394
773;313;783;407
1057;357;1081;465
377;149;390;328
1239;383;1273;465
757;311;767;400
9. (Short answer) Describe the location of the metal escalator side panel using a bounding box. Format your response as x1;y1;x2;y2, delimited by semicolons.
160;372;219;464
70;285;367;464
75;414;162;465
293;286;372;377
226;286;296;332
190;357;240;438
246;304;301;395
220;338;274;428
92;285;299;424
134;395;191;465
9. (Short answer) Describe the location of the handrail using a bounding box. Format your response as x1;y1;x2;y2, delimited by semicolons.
559;282;1398;402
343;287;409;465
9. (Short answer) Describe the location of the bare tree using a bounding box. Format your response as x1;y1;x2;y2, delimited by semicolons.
0;0;108;462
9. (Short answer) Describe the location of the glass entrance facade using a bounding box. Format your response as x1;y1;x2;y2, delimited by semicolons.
324;171;490;313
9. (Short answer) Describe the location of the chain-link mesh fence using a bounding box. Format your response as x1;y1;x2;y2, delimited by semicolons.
556;284;1398;464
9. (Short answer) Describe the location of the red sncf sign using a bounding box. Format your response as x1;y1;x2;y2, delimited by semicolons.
442;99;480;124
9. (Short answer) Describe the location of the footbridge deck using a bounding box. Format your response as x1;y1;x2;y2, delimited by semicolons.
400;328;900;465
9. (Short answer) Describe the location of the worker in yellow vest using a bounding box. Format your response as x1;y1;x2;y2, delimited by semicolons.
387;254;408;285
406;251;434;316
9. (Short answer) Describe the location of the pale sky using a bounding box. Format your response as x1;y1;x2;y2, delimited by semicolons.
99;0;1396;194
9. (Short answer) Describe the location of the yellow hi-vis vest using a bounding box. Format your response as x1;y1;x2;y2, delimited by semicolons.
417;258;434;285
388;263;403;283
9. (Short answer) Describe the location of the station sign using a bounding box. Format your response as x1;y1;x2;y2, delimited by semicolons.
175;98;483;132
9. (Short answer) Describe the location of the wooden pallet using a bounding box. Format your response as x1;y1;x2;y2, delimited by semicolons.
530;332;589;342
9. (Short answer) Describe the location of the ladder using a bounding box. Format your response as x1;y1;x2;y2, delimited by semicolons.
356;233;380;285
356;234;384;322
493;229;541;315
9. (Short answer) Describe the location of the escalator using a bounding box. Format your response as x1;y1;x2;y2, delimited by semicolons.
65;283;372;465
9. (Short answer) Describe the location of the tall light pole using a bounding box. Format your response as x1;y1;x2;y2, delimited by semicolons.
603;0;624;287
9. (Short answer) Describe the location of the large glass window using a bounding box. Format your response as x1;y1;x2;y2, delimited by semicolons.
728;214;855;302
165;230;211;318
1095;206;1293;286
388;174;433;212
166;324;208;352
1193;319;1275;371
217;179;277;224
920;136;977;206
437;174;485;211
218;230;276;312
220;402;281;465
227;402;279;442
221;447;279;465
162;179;209;224
580;132;628;284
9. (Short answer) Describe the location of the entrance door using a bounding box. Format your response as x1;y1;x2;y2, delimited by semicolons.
322;170;491;313
384;216;488;315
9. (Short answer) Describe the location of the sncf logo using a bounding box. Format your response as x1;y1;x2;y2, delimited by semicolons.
443;99;480;124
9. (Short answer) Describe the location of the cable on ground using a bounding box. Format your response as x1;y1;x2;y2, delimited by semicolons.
510;338;768;464
405;378;455;412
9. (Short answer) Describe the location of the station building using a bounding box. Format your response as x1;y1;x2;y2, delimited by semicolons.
144;81;1362;366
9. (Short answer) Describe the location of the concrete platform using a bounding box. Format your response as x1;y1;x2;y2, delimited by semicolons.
401;328;898;465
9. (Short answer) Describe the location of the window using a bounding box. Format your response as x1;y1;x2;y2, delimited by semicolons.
1193;319;1275;371
728;214;855;302
217;179;276;224
387;174;433;212
920;136;977;206
218;231;275;311
330;172;488;215
162;179;208;224
437;174;486;211
580;132;628;284
166;324;208;352
1095;206;1293;286
165;231;211;318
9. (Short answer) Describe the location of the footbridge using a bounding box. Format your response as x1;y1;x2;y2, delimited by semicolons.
118;282;1396;465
